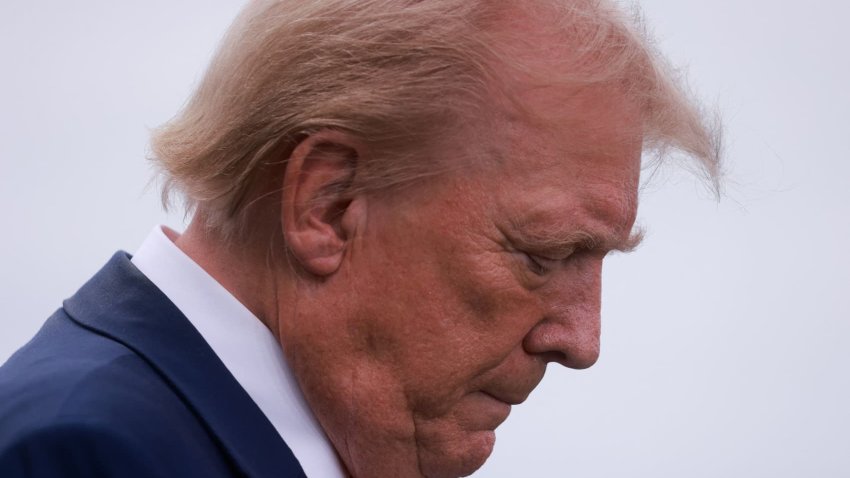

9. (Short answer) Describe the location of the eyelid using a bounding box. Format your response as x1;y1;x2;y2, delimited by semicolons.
500;229;579;275
523;252;551;276
532;244;578;262
522;248;573;276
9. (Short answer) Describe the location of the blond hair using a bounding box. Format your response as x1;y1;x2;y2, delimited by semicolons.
151;0;721;236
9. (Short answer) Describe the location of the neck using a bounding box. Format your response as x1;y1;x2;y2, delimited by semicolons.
173;219;283;340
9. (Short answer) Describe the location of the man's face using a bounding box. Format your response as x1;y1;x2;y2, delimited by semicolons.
281;84;643;477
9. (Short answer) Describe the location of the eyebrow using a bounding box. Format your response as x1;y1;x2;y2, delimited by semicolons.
507;222;645;256
612;227;645;253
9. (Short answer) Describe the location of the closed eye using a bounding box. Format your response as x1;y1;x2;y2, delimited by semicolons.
522;250;572;276
524;253;552;276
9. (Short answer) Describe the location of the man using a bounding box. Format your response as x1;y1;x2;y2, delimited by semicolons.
0;0;720;477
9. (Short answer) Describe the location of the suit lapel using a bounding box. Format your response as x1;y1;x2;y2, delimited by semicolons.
63;252;307;478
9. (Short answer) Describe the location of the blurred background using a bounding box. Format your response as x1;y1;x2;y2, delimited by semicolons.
1;1;848;476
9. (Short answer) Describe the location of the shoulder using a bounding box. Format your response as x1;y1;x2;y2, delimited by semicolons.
0;312;234;477
0;310;173;434
0;420;165;478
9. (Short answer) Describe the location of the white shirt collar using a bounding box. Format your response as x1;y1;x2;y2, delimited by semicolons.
131;226;346;478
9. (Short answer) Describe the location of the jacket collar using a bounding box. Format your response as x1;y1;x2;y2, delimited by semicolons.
63;252;307;478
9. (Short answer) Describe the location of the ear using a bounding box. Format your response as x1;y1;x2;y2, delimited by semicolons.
281;129;366;277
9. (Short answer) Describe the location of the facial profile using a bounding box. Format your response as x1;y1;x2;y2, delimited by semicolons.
276;74;645;477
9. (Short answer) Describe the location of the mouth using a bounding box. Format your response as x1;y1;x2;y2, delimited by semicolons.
471;392;512;431
481;389;528;406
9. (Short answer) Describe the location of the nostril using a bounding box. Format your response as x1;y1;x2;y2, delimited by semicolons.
537;351;568;365
563;348;600;369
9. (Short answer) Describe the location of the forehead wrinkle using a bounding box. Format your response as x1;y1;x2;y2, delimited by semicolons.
505;183;640;254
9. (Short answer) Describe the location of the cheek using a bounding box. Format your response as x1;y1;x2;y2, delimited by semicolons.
434;250;544;358
377;257;537;411
353;199;540;400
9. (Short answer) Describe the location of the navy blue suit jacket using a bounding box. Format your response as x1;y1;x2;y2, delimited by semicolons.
0;253;308;477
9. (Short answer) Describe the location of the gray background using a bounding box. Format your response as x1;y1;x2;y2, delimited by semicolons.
1;1;848;476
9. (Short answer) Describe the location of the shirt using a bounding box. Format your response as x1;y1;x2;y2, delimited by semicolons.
132;226;346;478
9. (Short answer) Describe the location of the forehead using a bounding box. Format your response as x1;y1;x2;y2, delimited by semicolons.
479;0;646;155
489;79;643;179
476;82;644;244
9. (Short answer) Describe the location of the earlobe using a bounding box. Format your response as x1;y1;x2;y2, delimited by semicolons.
281;130;366;277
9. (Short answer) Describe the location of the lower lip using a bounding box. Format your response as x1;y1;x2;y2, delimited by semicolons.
479;392;512;425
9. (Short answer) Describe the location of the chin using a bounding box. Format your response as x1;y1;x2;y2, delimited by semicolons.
421;430;497;478
414;392;511;477
457;431;497;477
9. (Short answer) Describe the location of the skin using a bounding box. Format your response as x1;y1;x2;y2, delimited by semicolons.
176;9;644;478
177;82;643;478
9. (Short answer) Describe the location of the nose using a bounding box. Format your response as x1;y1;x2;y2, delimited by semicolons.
522;258;603;369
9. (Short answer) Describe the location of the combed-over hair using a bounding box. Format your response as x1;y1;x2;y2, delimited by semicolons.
150;0;721;237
